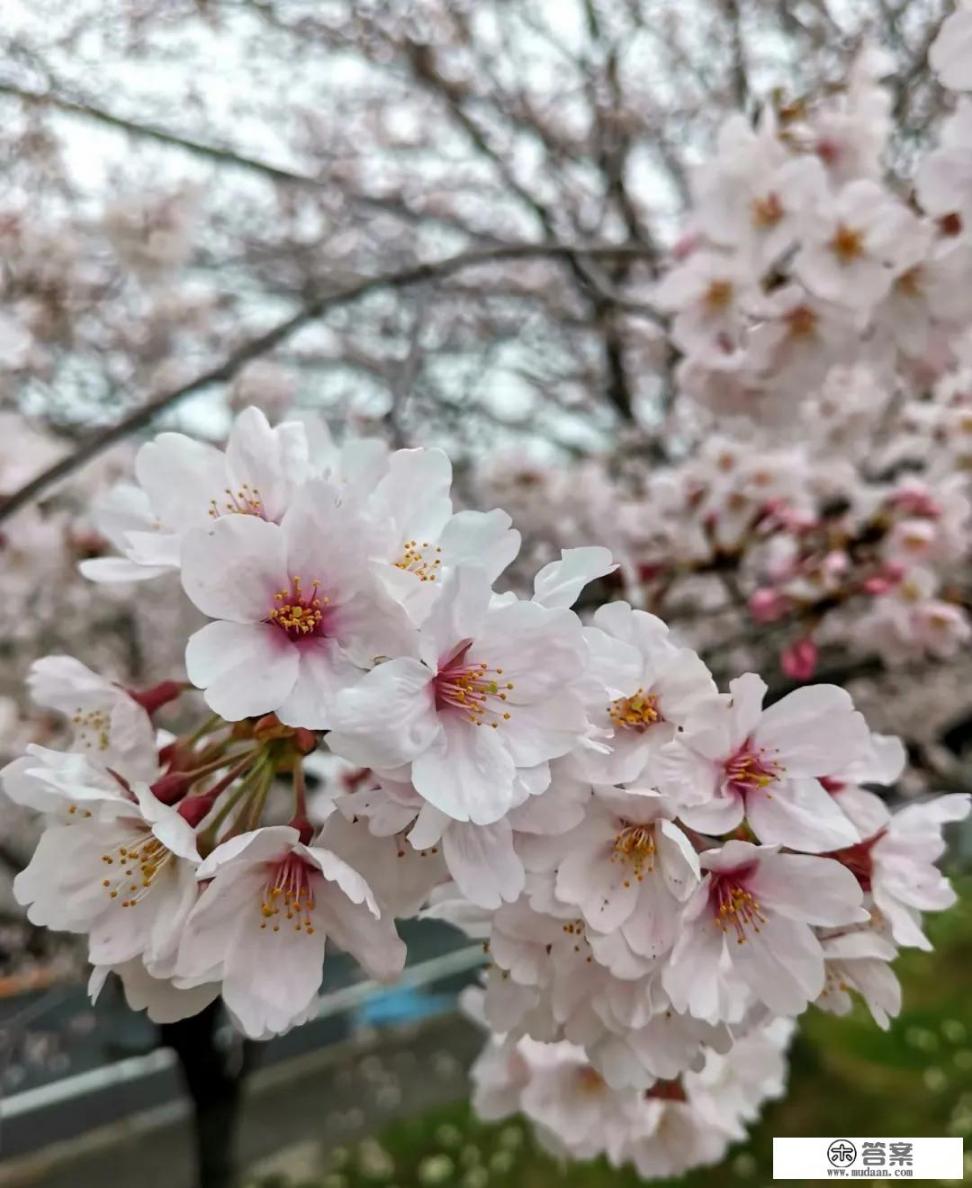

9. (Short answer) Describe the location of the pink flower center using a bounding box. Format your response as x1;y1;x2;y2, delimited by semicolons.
208;483;266;520
260;851;318;935
724;742;781;798
434;640;513;728
267;575;330;640
826;833;884;892
575;1065;606;1094
646;1078;687;1102
709;866;766;943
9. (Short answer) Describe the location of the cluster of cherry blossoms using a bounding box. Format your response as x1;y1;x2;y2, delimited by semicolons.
3;403;968;1178
653;27;972;675
472;29;972;689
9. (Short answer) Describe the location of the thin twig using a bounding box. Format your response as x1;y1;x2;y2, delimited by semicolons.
0;241;660;522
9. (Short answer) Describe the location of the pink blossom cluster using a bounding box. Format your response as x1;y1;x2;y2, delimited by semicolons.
467;23;972;685
655;25;972;672
3;406;968;1177
468;1001;793;1177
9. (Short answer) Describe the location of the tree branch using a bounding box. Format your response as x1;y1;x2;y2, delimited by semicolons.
0;80;317;187
0;79;489;240
0;241;660;522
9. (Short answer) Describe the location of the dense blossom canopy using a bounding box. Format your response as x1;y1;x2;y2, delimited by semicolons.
1;0;971;1175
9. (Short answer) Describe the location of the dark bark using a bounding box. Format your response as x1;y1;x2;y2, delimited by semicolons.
161;1002;253;1188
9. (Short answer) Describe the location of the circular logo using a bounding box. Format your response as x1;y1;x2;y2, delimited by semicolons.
828;1140;858;1167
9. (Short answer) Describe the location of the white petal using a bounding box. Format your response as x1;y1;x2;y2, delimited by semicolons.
316;891;406;982
412;715;517;825
440;509;520;583
221;904;327;1037
754;685;869;775
442;819;525;909
275;638;363;730
135;433;226;531
532;547;617;609
80;556;170;582
117;961;220;1024
368;447;453;541
196;827;299;881
746;776;860;853
327;658;438;767
408;803;450;850
727;673;767;748
181;515;288;621
733;915;825;1014
749;853;867;926
302;844;379;915
419;566;493;667
186;621;299;721
677;791;744;836
555;835;639;932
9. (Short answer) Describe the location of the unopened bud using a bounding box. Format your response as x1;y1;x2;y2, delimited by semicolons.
780;638;818;682
178;794;216;827
293;728;318;755
150;771;193;805
288;815;314;845
749;588;788;623
127;680;186;717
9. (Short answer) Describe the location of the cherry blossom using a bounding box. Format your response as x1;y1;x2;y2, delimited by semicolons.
794;180;920;310
181;479;414;726
663;840;868;1018
829;794;972;951
81;407;310;582
930;3;972;91
327;565;588;824
549;788;699;960
175;826;405;1038
577;601;718;786
14;783;201;974
816;923;901;1029
658;675;869;852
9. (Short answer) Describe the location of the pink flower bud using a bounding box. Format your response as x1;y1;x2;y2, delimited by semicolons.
150;770;193;805
780;638;818;682
821;549;849;577
127;679;186;717
862;563;906;595
749;588;788;623
178;793;216;827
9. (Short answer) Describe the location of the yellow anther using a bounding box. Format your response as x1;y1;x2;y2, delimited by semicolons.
609;689;662;732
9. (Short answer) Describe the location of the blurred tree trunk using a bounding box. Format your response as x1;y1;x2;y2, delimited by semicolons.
162;1003;253;1188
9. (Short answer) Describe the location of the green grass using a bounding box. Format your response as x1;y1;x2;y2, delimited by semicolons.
257;879;972;1187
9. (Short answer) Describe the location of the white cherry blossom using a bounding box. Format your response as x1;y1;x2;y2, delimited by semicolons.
81;407;310;582
181;479;415;726
327;566;588;825
14;784;201;974
658;674;869;852
577;601;718;786
663;840;868;1019
175;826;405;1038
795;180;921;309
